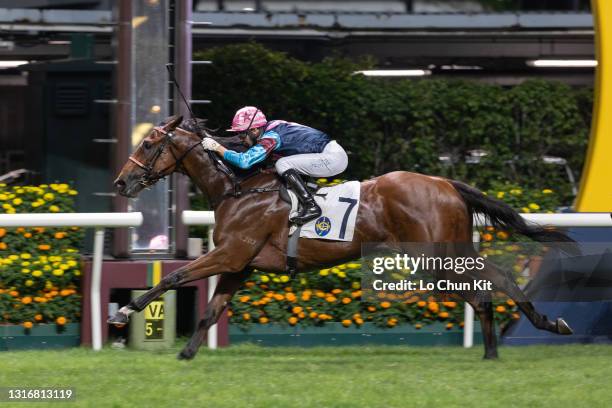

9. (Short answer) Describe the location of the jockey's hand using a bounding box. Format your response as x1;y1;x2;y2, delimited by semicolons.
202;137;221;151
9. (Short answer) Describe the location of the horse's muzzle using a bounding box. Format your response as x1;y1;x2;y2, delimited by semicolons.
114;178;137;197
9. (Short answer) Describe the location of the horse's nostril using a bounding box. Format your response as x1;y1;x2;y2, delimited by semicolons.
114;179;127;191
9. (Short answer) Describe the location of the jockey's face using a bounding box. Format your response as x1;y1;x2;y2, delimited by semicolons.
240;127;262;147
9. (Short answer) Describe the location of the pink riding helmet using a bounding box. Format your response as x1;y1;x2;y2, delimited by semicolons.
227;106;268;132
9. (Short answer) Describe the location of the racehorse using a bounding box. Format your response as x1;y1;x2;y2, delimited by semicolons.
109;115;574;360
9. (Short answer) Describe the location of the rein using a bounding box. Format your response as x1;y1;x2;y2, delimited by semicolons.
129;125;279;208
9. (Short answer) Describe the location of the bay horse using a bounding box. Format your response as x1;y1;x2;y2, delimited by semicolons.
109;115;573;360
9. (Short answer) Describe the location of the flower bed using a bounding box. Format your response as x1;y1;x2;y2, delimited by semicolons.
228;265;519;331
0;184;83;331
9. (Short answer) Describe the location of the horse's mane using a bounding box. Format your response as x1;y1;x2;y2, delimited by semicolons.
178;117;272;177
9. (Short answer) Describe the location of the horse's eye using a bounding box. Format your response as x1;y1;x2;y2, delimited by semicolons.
143;141;151;150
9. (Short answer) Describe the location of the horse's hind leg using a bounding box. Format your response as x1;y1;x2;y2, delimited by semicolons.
178;268;251;360
480;261;572;335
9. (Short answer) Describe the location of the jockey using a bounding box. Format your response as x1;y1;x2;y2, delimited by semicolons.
201;106;348;225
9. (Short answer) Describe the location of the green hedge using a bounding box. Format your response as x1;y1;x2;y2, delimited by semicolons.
193;43;591;204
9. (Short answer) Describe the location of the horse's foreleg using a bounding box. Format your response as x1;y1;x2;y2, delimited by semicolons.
178;268;251;360
108;246;253;326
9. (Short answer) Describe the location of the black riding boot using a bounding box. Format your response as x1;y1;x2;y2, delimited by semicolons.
283;169;322;225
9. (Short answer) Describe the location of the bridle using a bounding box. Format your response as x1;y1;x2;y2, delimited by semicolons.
128;124;279;207
128;125;202;187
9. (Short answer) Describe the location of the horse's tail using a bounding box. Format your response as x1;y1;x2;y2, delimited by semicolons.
449;180;575;244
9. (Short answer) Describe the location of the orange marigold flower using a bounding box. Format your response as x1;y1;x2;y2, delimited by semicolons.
512;313;521;320
273;294;285;301
496;305;507;313
298;312;305;319
341;319;352;327
325;296;337;303
446;323;454;330
0;228;5;238
292;306;303;314
415;323;422;329
367;306;376;312
427;302;439;313
496;231;509;240
227;310;233;317
285;293;297;302
309;312;318;319
380;301;391;309
438;311;449;319
351;290;362;298
60;289;72;296
331;288;342;294
288;316;298;325
54;232;66;239
442;301;457;308
24;233;32;238
239;295;250;303
21;296;32;304
506;299;516;307
417;301;426;308
38;244;51;251
34;314;43;321
0;242;6;250
23;321;33;329
56;316;67;325
341;297;351;304
242;313;251;321
245;281;255;288
259;316;269;324
355;318;364;325
481;233;494;242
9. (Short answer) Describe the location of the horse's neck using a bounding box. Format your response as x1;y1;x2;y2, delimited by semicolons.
181;147;280;206
182;150;232;204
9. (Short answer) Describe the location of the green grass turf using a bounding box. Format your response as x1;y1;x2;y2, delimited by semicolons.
1;343;612;408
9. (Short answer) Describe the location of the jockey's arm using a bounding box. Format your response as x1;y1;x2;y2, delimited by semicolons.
216;132;280;169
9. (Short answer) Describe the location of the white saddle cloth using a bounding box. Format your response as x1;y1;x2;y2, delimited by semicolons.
288;181;361;241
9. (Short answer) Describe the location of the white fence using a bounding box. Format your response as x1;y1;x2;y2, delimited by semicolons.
182;211;217;348
3;211;609;350
0;212;143;351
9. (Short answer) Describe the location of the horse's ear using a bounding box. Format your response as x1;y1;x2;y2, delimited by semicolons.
165;115;183;131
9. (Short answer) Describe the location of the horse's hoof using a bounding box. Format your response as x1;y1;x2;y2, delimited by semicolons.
557;318;573;335
177;349;195;360
107;312;129;327
483;352;499;360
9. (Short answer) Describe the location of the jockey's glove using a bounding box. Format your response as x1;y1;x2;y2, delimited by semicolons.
202;137;221;151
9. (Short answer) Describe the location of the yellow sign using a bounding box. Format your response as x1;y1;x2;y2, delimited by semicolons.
144;300;165;340
575;1;612;211
145;301;164;320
